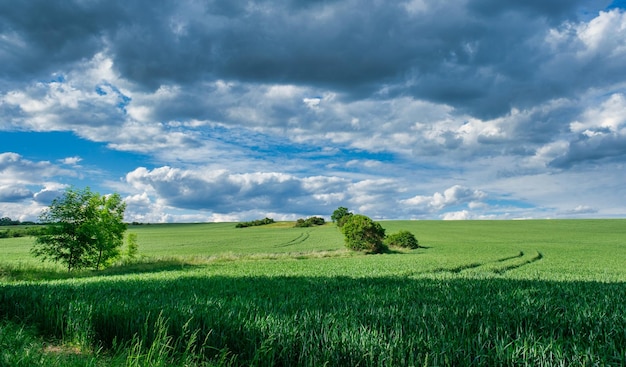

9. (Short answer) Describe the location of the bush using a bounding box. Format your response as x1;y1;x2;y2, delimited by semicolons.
295;216;326;227
385;230;419;249
341;214;386;253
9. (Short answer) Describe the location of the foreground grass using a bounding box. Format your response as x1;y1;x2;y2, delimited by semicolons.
1;268;625;366
1;219;625;366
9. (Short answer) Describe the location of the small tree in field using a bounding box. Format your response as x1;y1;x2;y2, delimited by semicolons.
331;206;353;227
385;230;419;249
341;214;386;253
32;187;127;271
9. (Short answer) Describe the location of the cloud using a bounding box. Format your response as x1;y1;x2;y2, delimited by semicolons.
33;185;67;205
442;210;472;220
401;185;487;212
59;156;82;165
0;152;75;184
0;185;33;203
127;166;317;214
124;166;420;220
547;93;626;168
562;205;598;215
2;1;626;221
1;0;619;118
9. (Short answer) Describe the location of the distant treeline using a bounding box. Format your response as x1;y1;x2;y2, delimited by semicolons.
235;217;276;228
0;217;37;226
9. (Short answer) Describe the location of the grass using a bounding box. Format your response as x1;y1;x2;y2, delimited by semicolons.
0;219;625;366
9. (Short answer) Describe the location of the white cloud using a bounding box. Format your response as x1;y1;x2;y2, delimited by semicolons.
59;156;83;165
303;97;321;109
401;185;487;212
0;152;75;185
570;93;626;133
442;210;471;220
576;10;626;57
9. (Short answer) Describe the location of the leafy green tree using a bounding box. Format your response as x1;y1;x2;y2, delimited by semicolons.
331;206;353;227
385;230;419;249
341;214;386;253
32;187;127;271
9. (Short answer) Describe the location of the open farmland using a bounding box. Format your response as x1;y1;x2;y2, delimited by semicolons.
0;220;625;366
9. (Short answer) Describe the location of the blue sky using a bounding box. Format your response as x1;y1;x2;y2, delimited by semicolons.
1;0;626;222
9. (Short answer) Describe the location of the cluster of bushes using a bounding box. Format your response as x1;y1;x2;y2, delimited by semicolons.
235;217;275;228
332;207;419;253
294;216;325;227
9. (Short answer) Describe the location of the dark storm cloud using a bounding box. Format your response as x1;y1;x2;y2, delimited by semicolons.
468;0;595;20
549;132;626;168
2;0;617;119
0;0;124;80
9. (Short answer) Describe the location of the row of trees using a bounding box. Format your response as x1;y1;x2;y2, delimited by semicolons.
235;217;275;228
0;217;38;226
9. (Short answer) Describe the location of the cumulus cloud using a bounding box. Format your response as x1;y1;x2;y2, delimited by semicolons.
124;166;415;220
442;210;472;220
0;185;32;202
59;156;82;165
401;185;487;213
0;152;75;184
127;166;319;214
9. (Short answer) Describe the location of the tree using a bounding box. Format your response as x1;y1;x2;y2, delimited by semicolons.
341;214;386;253
331;206;353;227
385;230;419;249
31;187;127;271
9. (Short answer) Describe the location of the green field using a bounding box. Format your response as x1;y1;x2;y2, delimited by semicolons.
1;220;625;366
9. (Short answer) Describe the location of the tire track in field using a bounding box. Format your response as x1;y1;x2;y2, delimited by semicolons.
273;231;311;247
492;251;543;275
432;251;525;274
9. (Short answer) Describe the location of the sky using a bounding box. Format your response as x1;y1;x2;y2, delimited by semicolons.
1;0;626;223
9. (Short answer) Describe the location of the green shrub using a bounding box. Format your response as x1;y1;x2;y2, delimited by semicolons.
295;217;326;227
341;214;386;253
385;230;419;249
